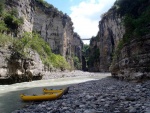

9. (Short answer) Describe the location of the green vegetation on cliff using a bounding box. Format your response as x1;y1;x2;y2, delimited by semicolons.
0;0;24;34
82;44;89;61
36;0;63;14
0;0;70;71
114;0;150;56
82;35;100;71
36;0;54;8
0;33;13;46
0;32;70;70
118;0;149;42
0;9;24;35
86;35;100;70
73;56;82;70
4;9;24;33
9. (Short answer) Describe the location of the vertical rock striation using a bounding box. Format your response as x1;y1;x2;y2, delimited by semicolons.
5;0;83;65
110;0;150;80
98;12;125;71
88;10;125;72
110;34;150;80
0;0;83;84
72;33;83;62
89;0;150;80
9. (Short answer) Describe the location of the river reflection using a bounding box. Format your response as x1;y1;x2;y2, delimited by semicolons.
0;75;104;113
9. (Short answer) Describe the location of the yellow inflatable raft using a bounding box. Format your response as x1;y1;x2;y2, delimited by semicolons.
43;87;69;95
20;87;69;101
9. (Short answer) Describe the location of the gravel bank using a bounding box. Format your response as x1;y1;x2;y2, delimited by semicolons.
12;71;150;113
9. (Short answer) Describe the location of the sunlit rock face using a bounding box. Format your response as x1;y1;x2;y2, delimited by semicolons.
0;47;44;84
0;0;83;84
5;0;83;64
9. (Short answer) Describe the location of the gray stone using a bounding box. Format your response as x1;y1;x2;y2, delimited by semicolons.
145;108;150;113
11;72;150;113
79;105;85;108
120;96;126;100
128;107;137;113
83;109;96;113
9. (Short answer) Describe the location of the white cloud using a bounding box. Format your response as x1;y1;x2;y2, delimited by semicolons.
70;0;116;44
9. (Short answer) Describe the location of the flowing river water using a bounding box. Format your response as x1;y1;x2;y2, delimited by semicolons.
0;73;110;113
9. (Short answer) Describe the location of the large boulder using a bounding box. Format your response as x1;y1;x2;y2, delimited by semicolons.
0;47;44;84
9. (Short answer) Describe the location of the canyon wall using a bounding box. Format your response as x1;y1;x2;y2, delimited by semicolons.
0;0;83;84
5;0;83;64
88;10;125;72
88;0;150;80
110;34;150;80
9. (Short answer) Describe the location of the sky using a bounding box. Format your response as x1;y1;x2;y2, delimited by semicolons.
45;0;116;44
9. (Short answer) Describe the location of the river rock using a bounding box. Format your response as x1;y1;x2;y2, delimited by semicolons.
11;73;150;113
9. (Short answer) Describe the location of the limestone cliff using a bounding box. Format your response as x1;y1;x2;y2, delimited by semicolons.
5;0;83;65
110;34;150;80
0;46;44;84
0;0;83;84
73;33;83;62
88;9;125;72
88;0;150;80
88;34;101;72
110;0;150;80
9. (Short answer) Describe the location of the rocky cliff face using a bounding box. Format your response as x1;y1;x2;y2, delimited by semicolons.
88;35;100;72
5;0;83;64
98;12;125;72
110;34;150;80
0;0;83;84
88;10;125;72
110;0;150;80
89;0;150;80
0;46;44;84
72;33;83;62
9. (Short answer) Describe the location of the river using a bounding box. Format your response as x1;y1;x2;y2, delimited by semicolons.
0;73;110;113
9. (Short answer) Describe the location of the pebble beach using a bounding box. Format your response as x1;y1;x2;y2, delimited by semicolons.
12;71;150;113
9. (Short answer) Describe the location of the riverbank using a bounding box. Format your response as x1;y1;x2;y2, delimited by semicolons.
42;70;109;79
1;71;109;113
12;71;150;113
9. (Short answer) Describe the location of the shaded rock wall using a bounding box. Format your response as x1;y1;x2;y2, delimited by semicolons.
110;35;150;80
72;33;83;62
89;0;150;80
98;13;125;72
88;11;125;72
110;0;150;80
88;35;101;72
